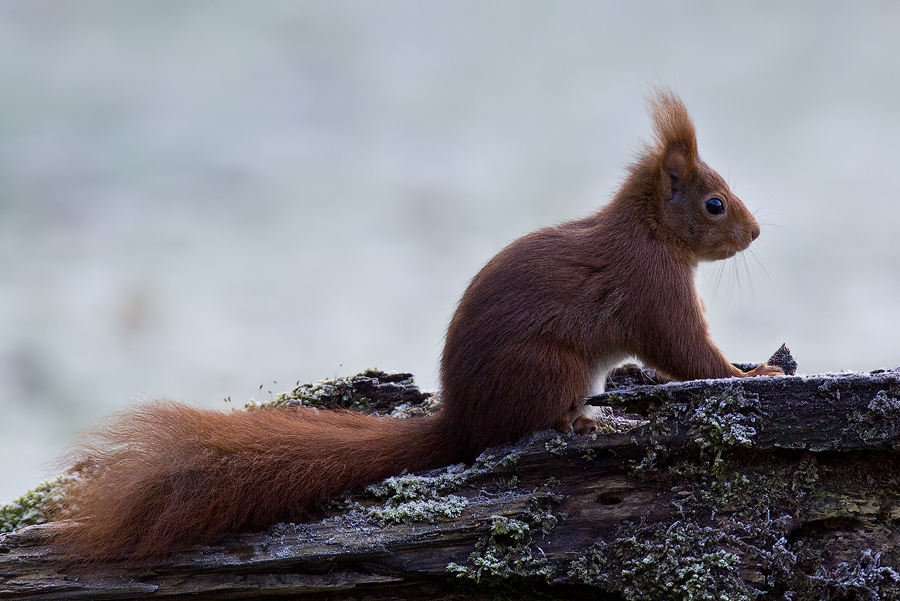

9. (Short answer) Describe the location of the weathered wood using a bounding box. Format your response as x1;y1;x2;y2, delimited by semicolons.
2;368;900;600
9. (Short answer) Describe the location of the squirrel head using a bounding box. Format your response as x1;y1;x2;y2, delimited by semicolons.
638;89;760;264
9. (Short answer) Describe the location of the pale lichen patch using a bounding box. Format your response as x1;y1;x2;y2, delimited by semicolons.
0;476;73;533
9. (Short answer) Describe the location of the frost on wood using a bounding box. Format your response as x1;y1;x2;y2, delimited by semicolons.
3;365;900;600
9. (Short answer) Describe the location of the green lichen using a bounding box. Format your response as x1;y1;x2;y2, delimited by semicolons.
357;464;473;525
251;373;372;410
524;496;563;536
489;515;531;540
344;441;527;529
365;464;473;501
568;521;752;601
367;495;468;525
499;475;520;490
500;453;519;468
632;386;763;483
543;436;567;456
639;386;761;461
447;515;552;584
687;388;761;452
542;477;560;489
0;476;72;533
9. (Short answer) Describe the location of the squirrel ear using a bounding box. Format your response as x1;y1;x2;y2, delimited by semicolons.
663;141;690;183
648;89;698;187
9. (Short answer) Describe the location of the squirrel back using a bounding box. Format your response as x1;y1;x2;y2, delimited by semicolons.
55;89;780;562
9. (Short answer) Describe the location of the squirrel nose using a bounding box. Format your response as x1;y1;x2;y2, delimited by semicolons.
750;222;760;241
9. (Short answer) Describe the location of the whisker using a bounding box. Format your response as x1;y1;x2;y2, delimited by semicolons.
742;252;755;298
710;259;726;302
735;258;744;320
753;195;786;233
725;259;735;305
755;218;783;230
746;247;769;278
753;200;776;213
754;193;778;215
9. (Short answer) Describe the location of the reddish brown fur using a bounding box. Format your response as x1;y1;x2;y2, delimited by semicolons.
56;90;780;562
58;403;454;562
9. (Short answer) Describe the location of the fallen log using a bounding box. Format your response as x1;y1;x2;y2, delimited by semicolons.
2;365;900;600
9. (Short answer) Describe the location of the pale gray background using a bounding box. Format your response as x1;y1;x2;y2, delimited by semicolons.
2;1;899;503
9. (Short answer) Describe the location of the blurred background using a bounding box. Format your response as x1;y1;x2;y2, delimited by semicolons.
2;1;899;503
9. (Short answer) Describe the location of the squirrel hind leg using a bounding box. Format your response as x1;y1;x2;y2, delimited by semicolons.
553;355;630;435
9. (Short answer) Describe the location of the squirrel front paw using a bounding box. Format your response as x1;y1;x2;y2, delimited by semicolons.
742;363;784;377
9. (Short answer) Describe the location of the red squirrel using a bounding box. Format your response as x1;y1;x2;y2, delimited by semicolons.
55;90;781;562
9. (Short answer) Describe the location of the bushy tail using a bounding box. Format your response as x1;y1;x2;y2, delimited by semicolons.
54;402;452;562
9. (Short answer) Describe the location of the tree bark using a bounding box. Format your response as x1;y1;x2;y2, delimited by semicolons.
2;367;900;600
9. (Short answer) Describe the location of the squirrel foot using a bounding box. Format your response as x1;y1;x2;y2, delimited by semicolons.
554;411;598;435
571;414;598;435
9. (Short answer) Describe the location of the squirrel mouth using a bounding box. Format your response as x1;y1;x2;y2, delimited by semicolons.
710;248;739;261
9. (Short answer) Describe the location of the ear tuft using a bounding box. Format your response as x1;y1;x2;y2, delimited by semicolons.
648;88;698;181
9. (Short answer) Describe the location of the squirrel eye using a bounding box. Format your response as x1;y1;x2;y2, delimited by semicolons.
705;198;725;215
